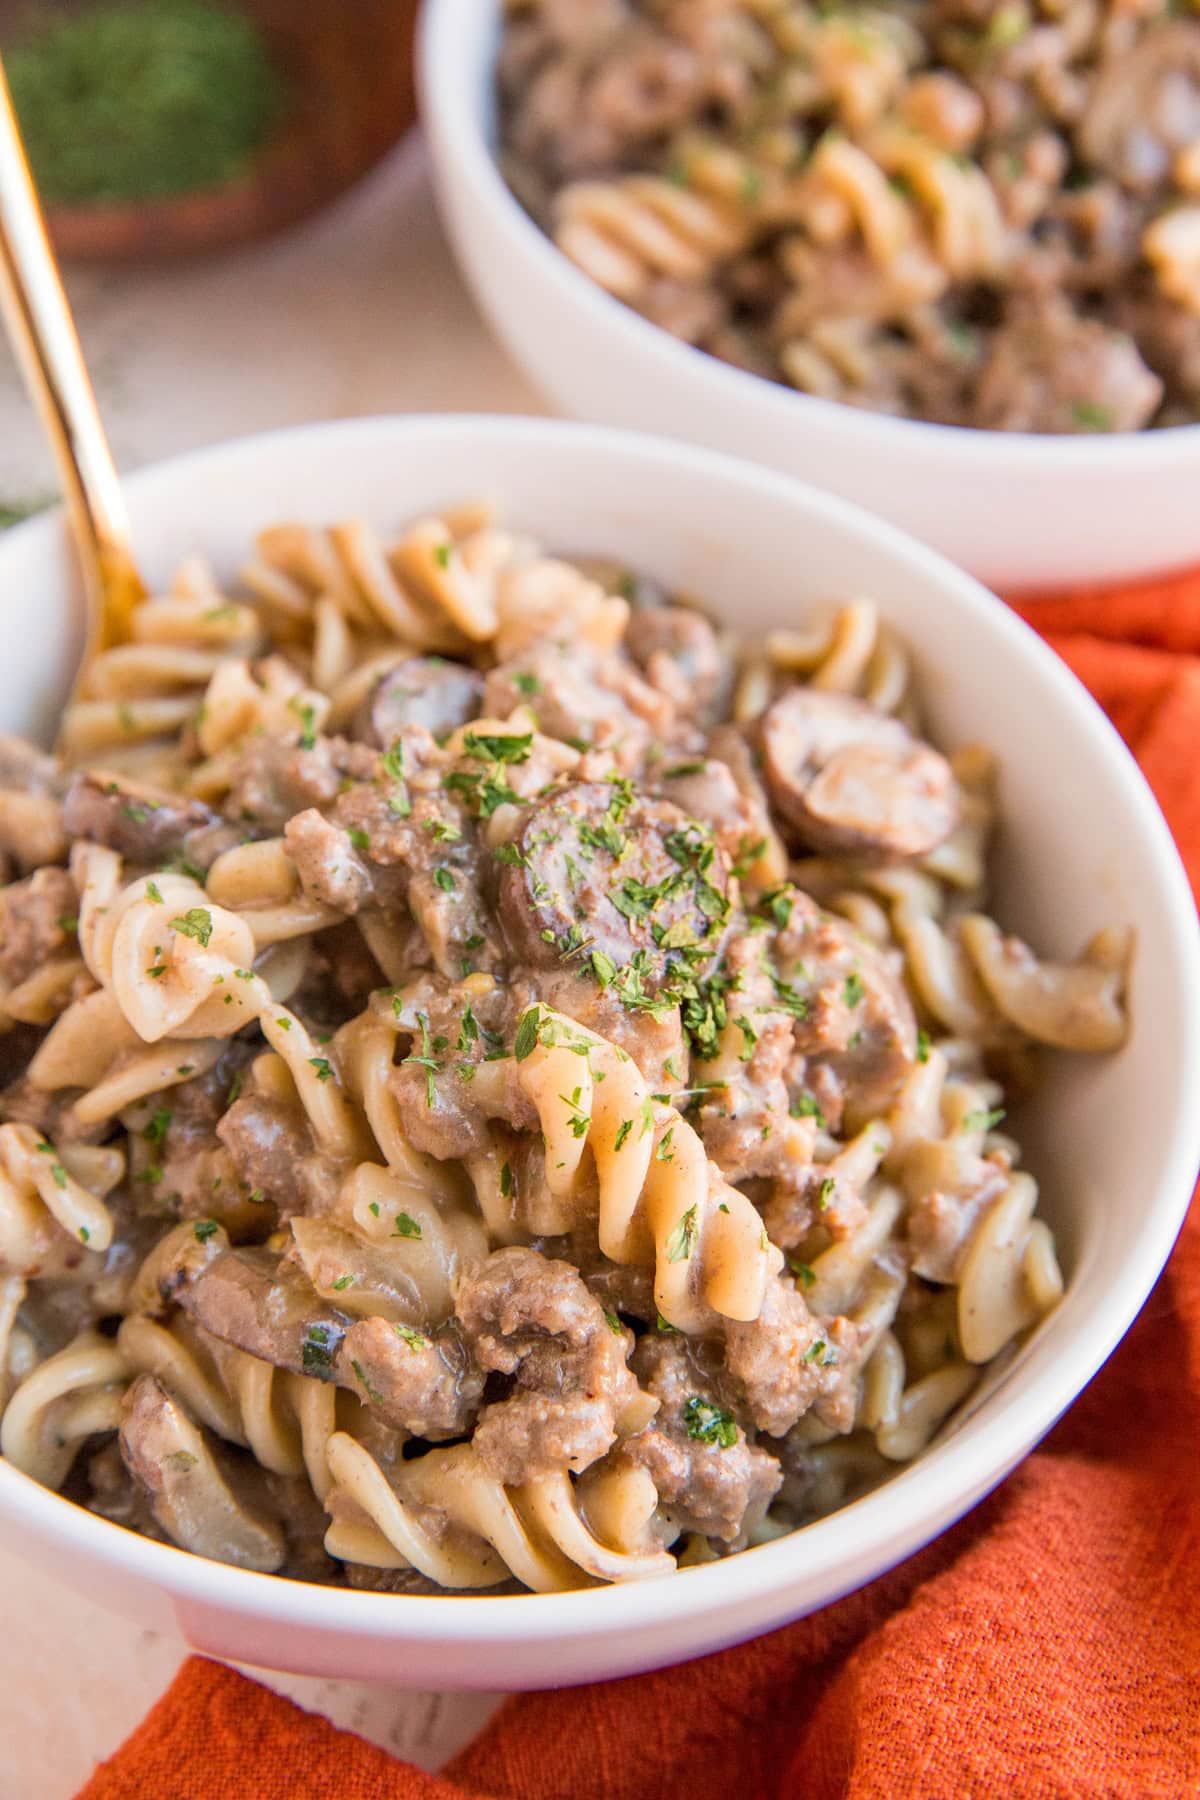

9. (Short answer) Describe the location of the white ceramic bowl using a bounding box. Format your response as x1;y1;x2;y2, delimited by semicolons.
419;0;1200;593
2;415;1197;1690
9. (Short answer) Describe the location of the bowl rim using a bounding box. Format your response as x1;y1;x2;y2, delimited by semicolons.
1;410;1198;1652
417;0;1200;470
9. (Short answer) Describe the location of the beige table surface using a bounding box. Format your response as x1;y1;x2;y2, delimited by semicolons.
0;132;545;1800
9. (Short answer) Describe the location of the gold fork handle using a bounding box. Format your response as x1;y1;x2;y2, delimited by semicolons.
0;55;144;655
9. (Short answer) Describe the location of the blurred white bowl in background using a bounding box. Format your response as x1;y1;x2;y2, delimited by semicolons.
419;0;1200;593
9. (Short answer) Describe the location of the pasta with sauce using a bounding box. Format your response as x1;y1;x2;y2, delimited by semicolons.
498;0;1200;432
0;501;1128;1592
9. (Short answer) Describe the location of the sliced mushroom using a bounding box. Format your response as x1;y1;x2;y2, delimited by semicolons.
760;689;958;858
352;656;483;747
624;604;725;715
958;916;1130;1052
118;1372;285;1571
62;771;220;865
496;782;731;982
127;1219;231;1318
179;1247;348;1379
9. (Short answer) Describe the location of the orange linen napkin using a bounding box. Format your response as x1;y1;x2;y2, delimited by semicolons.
78;569;1200;1800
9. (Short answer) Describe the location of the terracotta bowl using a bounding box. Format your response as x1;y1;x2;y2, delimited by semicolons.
0;0;418;262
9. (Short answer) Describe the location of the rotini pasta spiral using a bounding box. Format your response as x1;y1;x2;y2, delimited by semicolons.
486;1005;782;1333
323;1430;674;1593
1;1330;130;1488
554;176;751;304
0;1121;117;1261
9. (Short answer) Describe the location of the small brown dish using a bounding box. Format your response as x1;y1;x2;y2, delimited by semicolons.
0;0;418;263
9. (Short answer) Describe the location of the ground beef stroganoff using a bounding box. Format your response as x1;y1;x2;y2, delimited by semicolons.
498;0;1200;432
0;505;1130;1592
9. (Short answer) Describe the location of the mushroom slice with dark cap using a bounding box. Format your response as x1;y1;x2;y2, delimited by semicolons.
495;781;732;984
760;689;958;859
353;656;484;747
118;1372;285;1572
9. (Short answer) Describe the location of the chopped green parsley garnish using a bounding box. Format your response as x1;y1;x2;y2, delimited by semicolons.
513;672;540;697
817;1176;836;1210
145;880;163;904
144;1108;172;1145
790;1094;825;1125
730;836;767;879
331;1273;355;1291
402;1011;439;1107
590;948;617;989
394;1322;428;1351
308;1057;334;1083
433;867;456;892
391;1211;422;1240
457;1004;479;1055
579;818;626;857
665;1203;698;1263
462;730;532;764
193;1220;218;1243
350;1359;383;1403
347;827;370;853
682;1396;737;1449
788;1257;816;1287
1071;400;1112;432
962;1106;1006;1134
513;1006;542;1062
163;854;206;885
444;768;521;819
169;907;213;948
558;1088;591;1138
289;697;318;750
916;1027;931;1063
382;739;412;816
602;1308;623;1336
301;1322;337;1376
844;972;865;1008
739;166;764;205
761;886;794;930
